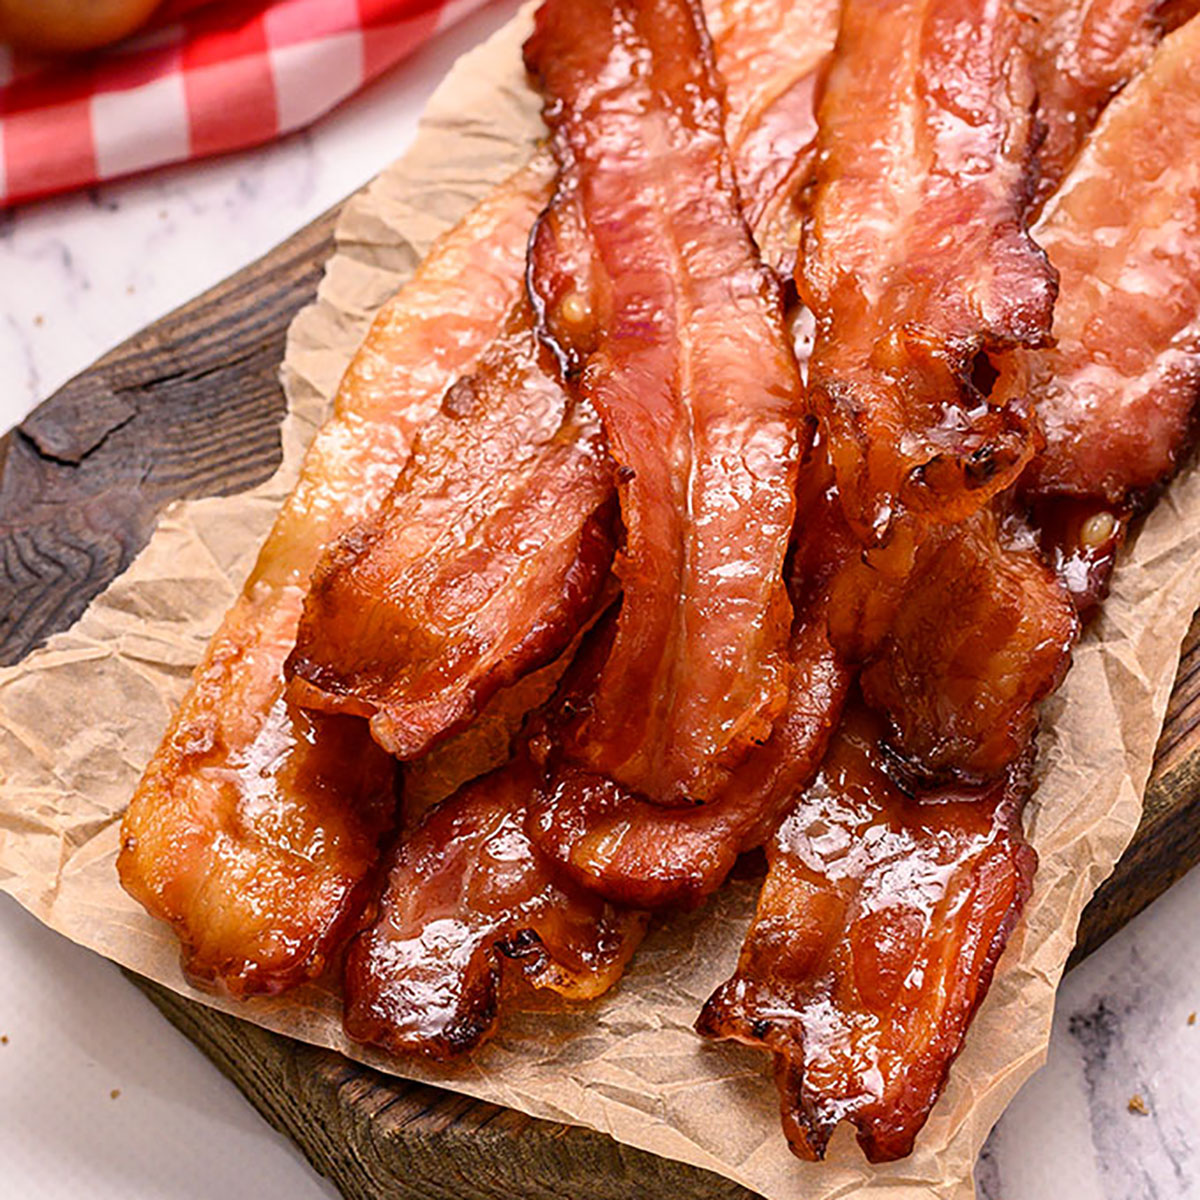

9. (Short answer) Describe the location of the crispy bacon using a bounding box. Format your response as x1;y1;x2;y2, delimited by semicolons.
696;700;1036;1163
285;297;616;760
711;0;839;272
1015;17;1200;506
860;507;1077;782
699;14;1200;1162
526;0;803;805
800;0;1056;549
527;446;855;907
118;164;551;995
1015;0;1199;209
343;755;646;1060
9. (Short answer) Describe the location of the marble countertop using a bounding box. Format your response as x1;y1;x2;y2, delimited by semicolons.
1;6;1198;1197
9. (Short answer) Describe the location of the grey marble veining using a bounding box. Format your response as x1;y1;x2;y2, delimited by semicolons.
979;864;1200;1200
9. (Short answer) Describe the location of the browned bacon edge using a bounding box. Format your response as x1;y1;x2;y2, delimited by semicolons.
285;297;617;761
525;0;801;806
118;162;551;996
696;701;1037;1162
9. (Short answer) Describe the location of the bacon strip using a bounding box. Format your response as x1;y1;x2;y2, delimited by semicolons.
800;0;1056;549
118;163;551;995
527;445;855;907
1017;16;1200;506
712;0;839;271
1016;0;1199;210
859;507;1077;783
343;755;645;1059
526;0;803;805
696;701;1036;1162
285;297;616;760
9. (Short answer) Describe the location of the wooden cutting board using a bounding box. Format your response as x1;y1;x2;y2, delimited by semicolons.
3;200;1200;1200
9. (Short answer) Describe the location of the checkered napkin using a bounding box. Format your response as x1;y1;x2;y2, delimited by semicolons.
0;0;492;207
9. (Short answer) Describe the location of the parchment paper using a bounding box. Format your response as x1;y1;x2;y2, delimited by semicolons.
2;10;1199;1199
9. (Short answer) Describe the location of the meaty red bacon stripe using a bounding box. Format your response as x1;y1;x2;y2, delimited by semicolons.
801;0;1056;561
526;0;803;806
285;298;616;761
118;163;552;995
697;14;1200;1160
697;701;1036;1163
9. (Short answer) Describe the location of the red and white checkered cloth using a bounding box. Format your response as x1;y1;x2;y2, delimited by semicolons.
0;0;492;208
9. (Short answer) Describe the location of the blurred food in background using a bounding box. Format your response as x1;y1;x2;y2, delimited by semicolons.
0;0;164;52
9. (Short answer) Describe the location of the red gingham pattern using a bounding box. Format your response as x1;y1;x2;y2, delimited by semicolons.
0;0;492;207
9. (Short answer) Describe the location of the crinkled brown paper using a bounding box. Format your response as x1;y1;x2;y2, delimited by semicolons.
2;10;1199;1199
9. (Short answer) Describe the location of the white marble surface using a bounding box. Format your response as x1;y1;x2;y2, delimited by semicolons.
1;4;1199;1197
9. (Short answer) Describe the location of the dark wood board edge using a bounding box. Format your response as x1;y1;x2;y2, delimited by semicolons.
126;974;760;1200
0;201;339;667
2;200;1199;1199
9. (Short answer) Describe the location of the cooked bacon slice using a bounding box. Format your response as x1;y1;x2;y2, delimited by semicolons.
118;163;551;995
1015;0;1199;209
860;506;1077;782
527;446;855;907
526;0;803;805
711;0;839;271
1015;17;1200;506
530;618;849;908
850;6;1200;775
696;700;1036;1163
800;0;1056;547
343;755;645;1059
286;297;616;760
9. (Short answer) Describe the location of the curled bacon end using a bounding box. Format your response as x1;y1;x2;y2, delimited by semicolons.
119;589;397;998
343;757;644;1060
286;301;616;761
860;507;1078;783
525;0;802;805
696;702;1036;1163
801;0;1057;544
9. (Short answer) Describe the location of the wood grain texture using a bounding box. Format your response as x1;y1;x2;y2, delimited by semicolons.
0;205;337;667
2;204;1199;1200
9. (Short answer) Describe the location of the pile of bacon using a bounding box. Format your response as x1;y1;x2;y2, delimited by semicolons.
117;0;1200;1164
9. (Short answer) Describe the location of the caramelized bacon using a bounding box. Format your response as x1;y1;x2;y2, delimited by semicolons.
800;0;1056;547
526;0;803;805
1016;17;1200;506
286;298;616;760
860;507;1077;782
711;0;839;271
343;758;645;1059
527;447;856;907
1015;0;1199;209
697;701;1036;1162
118;164;551;995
